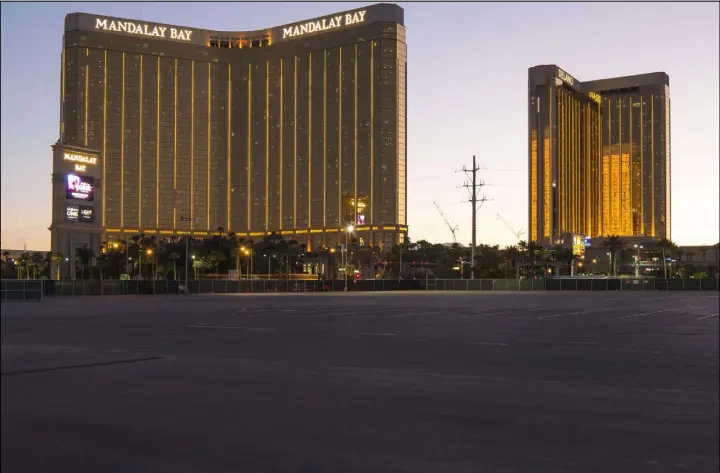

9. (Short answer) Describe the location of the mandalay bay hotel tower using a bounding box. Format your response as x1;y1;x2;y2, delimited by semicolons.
50;4;407;265
528;65;670;245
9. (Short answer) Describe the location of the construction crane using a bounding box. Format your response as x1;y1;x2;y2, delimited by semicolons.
496;213;525;241
434;201;459;243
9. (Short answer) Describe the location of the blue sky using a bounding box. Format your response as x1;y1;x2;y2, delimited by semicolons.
1;1;718;250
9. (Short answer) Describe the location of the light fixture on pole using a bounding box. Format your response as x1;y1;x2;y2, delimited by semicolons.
633;244;644;278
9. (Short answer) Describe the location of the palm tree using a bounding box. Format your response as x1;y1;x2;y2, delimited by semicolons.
75;245;94;280
655;238;677;278
602;235;625;276
517;240;528;277
551;246;576;276
30;252;46;279
96;253;111;280
2;250;12;278
503;245;521;278
131;234;145;278
45;252;63;280
526;241;543;277
17;252;31;279
168;252;180;280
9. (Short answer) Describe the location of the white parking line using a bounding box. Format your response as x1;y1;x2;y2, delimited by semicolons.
697;313;718;320
185;325;276;332
615;309;674;320
538;307;617;319
477;305;583;317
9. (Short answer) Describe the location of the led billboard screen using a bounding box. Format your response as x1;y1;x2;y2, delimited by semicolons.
66;174;94;201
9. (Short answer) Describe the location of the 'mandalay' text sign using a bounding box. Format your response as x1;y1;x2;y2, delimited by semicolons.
94;18;193;41
282;10;367;39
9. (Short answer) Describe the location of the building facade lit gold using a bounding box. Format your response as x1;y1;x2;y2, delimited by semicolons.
528;65;670;244
56;4;407;251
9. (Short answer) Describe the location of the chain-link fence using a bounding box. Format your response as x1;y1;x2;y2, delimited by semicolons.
428;277;719;291
0;280;44;301
1;277;717;299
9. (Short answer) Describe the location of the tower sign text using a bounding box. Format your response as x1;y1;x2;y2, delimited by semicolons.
64;152;98;165
282;10;366;39
95;18;193;41
557;68;575;86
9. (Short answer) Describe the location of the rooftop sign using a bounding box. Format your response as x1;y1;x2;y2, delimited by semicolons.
94;18;193;41
557;68;575;86
587;91;601;103
282;10;366;39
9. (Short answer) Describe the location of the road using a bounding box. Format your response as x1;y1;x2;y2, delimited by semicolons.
2;292;718;473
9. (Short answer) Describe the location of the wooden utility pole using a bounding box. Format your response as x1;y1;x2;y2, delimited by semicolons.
460;155;491;279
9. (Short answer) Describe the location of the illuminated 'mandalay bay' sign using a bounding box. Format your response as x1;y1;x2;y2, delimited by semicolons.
95;18;193;41
557;68;575;86
282;10;366;39
64;152;98;165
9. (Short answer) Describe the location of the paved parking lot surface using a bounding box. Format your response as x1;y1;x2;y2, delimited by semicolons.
2;292;718;473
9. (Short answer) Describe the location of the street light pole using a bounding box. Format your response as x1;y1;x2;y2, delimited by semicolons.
185;236;189;287
633;244;643;278
179;216;198;287
345;225;354;291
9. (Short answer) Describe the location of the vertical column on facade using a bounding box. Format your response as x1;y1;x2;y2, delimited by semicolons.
226;64;232;231
341;44;355;232
295;55;309;231
338;47;344;228
324;49;339;232
311;51;325;233
206;63;212;231
102;50;107;227
174;59;192;233
292;57;298;231
307;52;313;229
356;41;372;241
278;58;284;232
249;61;267;234
207;61;228;233
140;53;159;231
123;52;141;231
245;62;252;233
155;57;174;232
267;58;281;232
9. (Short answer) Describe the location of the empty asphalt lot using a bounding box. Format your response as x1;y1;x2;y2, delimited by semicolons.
2;292;718;473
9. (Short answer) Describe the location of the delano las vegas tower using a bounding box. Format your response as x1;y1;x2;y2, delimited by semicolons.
50;4;407;263
528;65;670;245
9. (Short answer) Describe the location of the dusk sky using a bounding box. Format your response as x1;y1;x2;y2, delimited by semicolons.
1;1;718;250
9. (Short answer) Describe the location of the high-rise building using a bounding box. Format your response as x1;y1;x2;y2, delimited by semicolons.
528;65;670;244
50;4;408;269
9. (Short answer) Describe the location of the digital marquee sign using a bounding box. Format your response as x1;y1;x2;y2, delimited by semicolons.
66;174;95;201
65;204;95;223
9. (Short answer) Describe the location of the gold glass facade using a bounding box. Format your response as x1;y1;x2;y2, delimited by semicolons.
530;129;538;242
57;4;407;250
528;65;670;243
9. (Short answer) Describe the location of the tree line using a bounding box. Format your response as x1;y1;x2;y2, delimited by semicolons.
1;232;716;280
